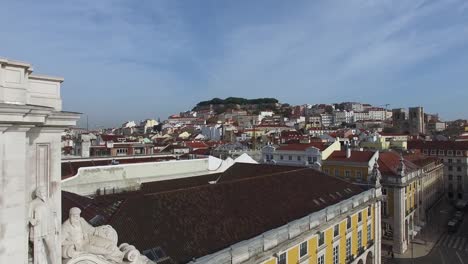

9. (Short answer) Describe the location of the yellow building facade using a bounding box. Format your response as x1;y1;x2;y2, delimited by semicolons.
322;150;436;254
260;205;376;264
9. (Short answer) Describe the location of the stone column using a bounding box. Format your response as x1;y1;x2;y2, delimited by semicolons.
374;200;382;264
0;125;32;264
393;186;407;254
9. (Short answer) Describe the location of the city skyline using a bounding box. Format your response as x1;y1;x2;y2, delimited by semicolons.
1;0;468;127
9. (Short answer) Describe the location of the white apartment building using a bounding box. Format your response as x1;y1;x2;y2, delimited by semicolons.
409;141;468;202
320;113;334;127
261;141;341;167
334;110;354;126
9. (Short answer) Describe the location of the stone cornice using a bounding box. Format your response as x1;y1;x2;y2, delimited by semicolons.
0;58;32;68
0;104;79;128
29;73;64;83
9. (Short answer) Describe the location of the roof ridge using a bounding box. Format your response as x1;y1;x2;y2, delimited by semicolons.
143;167;312;197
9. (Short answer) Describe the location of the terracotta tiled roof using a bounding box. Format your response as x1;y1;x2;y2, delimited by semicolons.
408;140;468;150
379;133;408;137
404;153;441;168
327;150;376;163
184;141;209;149
108;165;364;263
276;142;327;151
378;151;418;176
100;134;126;142
216;163;305;183
140;174;220;194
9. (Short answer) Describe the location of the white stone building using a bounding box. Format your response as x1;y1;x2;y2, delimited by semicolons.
334;110;354;126
0;58;79;264
201;124;223;140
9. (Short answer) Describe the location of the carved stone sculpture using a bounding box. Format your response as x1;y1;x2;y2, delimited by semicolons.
62;207;154;264
29;186;59;264
371;159;382;188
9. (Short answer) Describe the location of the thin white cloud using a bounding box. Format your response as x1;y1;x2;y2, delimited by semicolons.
0;0;467;125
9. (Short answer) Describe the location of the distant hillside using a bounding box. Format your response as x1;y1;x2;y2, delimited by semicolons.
193;97;279;114
196;97;278;107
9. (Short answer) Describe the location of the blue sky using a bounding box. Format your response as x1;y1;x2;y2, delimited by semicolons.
1;0;467;128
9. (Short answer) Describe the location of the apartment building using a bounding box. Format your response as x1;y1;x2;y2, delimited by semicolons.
323;150;444;254
408;140;468;201
261;141;341;167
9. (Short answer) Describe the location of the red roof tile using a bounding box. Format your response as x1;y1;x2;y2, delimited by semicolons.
108;165;364;263
378;151;418;176
408;140;468;151
327;150;376;163
184;141;209;149
404;153;441;168
276;142;327;151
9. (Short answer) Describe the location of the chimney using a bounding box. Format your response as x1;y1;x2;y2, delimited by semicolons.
346;143;351;158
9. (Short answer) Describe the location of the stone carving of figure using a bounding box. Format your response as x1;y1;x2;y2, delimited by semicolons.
29;186;59;264
61;207;125;262
371;159;382;188
61;207;155;264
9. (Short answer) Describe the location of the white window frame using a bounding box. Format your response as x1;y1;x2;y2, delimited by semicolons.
334;224;339;237
299;241;308;258
346;235;352;260
333;244;339;264
278;252;287;264
317;253;325;264
346;216;352;230
367;223;372;243
318;231;325;246
358;230;363;249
